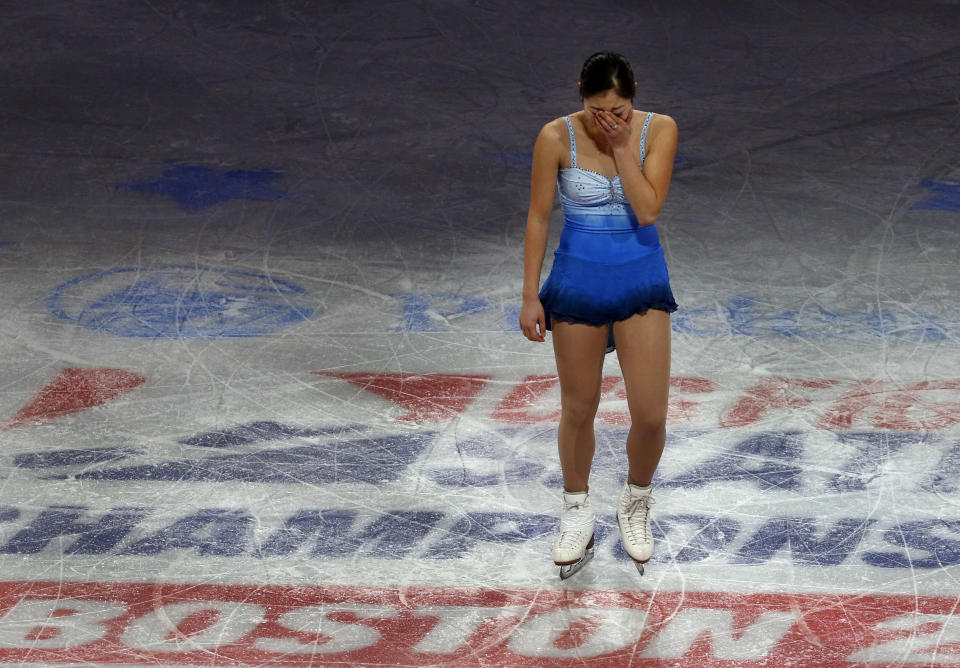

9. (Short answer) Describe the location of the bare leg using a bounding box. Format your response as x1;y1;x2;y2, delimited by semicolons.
612;310;671;486
552;320;609;492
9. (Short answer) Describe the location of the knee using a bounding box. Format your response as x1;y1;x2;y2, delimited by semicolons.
630;412;667;437
561;396;600;427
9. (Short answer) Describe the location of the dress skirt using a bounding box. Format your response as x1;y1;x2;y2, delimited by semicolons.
538;212;678;352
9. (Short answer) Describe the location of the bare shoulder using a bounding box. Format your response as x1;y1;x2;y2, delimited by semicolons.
537;117;568;144
642;113;677;154
650;113;678;138
533;117;568;158
651;112;677;127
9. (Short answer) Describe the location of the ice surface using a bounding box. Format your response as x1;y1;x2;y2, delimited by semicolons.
0;1;959;665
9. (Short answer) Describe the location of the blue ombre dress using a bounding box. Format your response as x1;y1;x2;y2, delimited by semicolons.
538;113;678;352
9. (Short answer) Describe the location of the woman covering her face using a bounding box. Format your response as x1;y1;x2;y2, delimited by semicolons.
519;51;679;579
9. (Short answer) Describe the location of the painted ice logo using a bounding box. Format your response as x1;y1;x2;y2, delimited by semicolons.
914;178;960;211
4;371;959;569
120;163;288;212
37;423;435;486
47;266;315;338
2;582;956;666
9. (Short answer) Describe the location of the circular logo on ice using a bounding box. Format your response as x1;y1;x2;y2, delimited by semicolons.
48;266;316;338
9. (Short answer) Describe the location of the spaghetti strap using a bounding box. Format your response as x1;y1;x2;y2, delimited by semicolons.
563;116;577;169
639;112;654;164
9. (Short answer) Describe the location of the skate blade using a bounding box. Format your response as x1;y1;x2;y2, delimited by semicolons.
628;555;649;576
559;546;594;580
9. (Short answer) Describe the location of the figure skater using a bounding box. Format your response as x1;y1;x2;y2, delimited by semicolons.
519;51;678;578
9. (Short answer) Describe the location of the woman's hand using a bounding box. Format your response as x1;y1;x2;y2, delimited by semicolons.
519;297;547;342
595;109;632;150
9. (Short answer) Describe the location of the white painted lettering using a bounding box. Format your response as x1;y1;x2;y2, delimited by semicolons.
412;605;527;653
848;613;960;664
254;604;396;655
508;606;647;658
120;600;265;651
641;609;797;659
0;598;126;649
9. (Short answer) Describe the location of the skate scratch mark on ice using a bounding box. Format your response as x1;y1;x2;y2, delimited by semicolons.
274;271;392;301
0;325;103;367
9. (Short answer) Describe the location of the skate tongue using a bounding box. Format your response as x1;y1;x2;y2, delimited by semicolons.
625;485;654;504
624;497;647;516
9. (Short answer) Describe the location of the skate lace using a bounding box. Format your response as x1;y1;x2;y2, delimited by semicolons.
557;530;585;549
621;495;654;540
558;500;592;548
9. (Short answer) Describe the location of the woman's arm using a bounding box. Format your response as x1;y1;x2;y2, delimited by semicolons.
520;121;562;342
599;111;678;226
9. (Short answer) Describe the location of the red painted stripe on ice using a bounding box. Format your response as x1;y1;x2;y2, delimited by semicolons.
6;368;146;429
316;372;490;422
492;375;717;425
720;377;838;428
0;581;957;666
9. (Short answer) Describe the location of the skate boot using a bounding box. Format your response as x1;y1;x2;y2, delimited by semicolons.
552;490;596;580
617;482;655;576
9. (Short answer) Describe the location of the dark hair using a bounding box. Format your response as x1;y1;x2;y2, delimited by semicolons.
578;51;635;100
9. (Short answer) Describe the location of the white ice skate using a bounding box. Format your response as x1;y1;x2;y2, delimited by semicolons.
617;482;655;576
552;490;596;580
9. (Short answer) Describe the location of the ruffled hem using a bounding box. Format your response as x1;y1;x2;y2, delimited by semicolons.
545;300;678;328
543;303;677;354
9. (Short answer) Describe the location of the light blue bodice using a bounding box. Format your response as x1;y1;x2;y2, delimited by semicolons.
557;113;654;219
